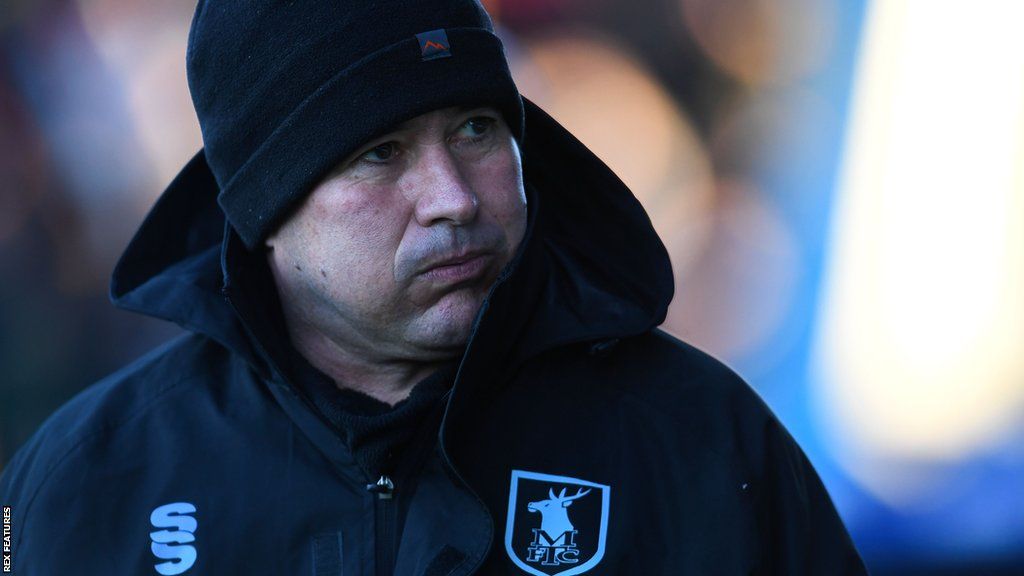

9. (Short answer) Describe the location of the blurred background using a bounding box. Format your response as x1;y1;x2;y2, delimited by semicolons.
1;0;1022;573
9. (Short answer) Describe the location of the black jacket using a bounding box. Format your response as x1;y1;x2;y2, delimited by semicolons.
0;98;867;575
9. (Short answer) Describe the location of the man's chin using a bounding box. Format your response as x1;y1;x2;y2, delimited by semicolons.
408;290;486;351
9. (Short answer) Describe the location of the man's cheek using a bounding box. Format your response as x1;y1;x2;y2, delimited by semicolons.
499;198;528;236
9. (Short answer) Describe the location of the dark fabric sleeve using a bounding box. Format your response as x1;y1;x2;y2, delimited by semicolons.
758;415;869;575
0;427;58;575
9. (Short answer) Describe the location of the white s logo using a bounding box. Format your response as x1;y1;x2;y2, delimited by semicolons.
149;502;197;575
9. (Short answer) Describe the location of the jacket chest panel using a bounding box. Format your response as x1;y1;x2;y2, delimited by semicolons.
450;381;762;575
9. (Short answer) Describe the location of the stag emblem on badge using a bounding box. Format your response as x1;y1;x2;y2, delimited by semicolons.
505;470;610;576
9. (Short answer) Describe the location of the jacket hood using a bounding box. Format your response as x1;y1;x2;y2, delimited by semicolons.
110;96;674;377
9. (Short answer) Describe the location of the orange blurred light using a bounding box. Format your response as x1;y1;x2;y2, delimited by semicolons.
680;0;838;86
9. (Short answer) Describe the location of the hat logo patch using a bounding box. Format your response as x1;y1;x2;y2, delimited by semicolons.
416;29;451;61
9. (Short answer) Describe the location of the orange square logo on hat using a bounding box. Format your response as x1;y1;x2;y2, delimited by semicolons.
416;29;451;61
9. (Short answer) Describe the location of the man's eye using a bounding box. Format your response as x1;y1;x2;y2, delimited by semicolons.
360;142;398;163
459;117;496;139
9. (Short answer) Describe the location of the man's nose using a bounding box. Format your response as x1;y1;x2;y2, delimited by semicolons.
409;147;479;227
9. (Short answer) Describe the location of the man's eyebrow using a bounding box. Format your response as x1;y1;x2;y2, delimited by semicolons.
389;106;495;132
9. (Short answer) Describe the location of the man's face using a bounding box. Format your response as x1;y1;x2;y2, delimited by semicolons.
266;106;527;362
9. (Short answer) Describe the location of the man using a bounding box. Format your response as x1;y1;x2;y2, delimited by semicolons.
0;1;867;574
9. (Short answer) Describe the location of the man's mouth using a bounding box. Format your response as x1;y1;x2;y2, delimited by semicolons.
418;251;494;285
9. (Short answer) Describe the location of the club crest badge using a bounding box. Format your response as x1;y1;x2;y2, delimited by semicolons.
505;470;610;576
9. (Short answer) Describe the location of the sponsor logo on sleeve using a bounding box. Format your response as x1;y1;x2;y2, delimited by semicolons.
149;502;197;575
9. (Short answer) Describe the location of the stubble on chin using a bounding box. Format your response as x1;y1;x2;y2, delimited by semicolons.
403;283;489;352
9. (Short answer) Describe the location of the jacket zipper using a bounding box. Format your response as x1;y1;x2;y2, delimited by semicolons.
228;286;400;575
368;475;396;576
429;265;526;575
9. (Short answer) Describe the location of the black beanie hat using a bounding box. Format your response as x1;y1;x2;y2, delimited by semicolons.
187;0;525;249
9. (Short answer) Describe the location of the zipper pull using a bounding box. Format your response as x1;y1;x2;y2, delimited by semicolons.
366;475;395;500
